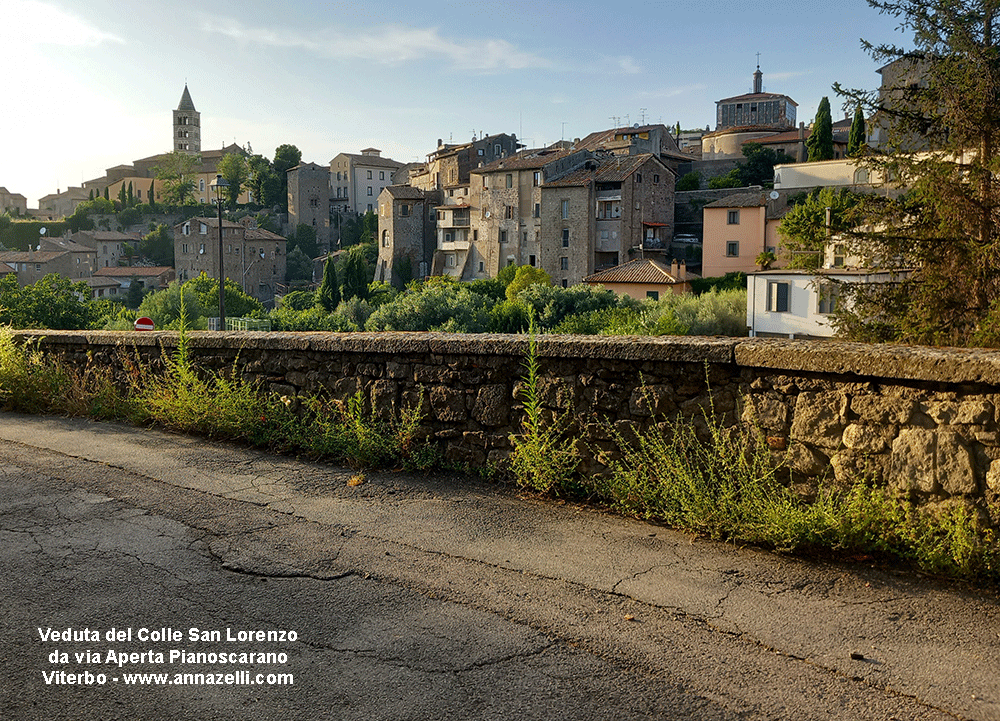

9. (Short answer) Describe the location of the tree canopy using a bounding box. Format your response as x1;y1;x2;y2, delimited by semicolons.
217;152;249;208
153;151;200;205
806;97;835;161
833;0;1000;344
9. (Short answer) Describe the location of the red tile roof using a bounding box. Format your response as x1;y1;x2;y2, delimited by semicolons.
584;258;697;285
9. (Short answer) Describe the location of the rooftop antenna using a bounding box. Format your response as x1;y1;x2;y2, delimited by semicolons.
561;121;566;140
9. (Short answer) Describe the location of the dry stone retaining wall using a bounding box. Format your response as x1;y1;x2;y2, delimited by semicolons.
17;330;1000;516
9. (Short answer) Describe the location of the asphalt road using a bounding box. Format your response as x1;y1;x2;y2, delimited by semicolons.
0;413;996;720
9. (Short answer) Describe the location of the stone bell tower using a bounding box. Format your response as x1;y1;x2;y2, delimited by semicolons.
172;84;201;154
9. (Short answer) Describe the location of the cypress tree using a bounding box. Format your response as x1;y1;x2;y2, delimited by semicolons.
148;181;157;212
104;187;109;201
806;96;834;161
318;256;341;311
88;189;94;201
127;182;134;207
847;105;866;157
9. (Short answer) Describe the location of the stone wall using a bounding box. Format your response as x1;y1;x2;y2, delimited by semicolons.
15;330;1000;516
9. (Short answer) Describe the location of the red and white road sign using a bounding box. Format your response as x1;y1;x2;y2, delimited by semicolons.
133;317;155;331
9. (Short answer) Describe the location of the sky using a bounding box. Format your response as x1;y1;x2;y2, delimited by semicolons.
2;0;912;208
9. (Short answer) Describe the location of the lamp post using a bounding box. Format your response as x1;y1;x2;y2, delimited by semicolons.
210;174;229;329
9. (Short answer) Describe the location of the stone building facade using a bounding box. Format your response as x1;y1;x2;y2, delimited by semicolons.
375;185;439;287
287;162;332;251
173;217;286;307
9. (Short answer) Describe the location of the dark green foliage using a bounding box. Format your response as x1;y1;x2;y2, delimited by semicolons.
340;245;371;301
807;97;835;161
247;154;281;209
675;171;701;191
272;144;302;213
0;220;69;250
777;188;863;269
104;187;109;201
148;181;156;212
284;246;313;283
118;206;140;228
318;257;341;311
290;223;318;259
689;272;747;295
848;105;867;156
139;224;175;266
125;280;147;309
707;144;793;189
278;289;317;311
181;273;265;319
217;152;249;208
393;256;413;287
0;274;95;329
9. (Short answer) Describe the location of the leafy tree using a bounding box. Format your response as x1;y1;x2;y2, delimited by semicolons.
515;283;619;330
806;96;835;161
284;246;313;283
182;273;265;319
139;224;175;266
290;223;318;259
272;144;302;213
675;171;701;191
137;281;206;330
125;280;148;309
217;152;249;208
278;289;316;311
847;105;867;156
340;245;369;301
365;282;491;332
247;154;281;209
777;188;862;269
318;256;341;311
117;206;140;228
0;274;95;329
708;169;743;189
154;150;200;205
831;0;1000;344
505;265;552;301
739;143;794;187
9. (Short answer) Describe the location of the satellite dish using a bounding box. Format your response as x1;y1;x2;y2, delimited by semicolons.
39;227;46;235
769;191;779;200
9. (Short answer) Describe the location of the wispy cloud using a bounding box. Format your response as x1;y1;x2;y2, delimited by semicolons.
1;0;124;48
636;84;709;99
602;55;642;75
201;17;552;72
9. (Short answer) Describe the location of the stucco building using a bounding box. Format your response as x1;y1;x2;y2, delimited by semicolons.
701;190;789;278
584;258;696;300
329;149;405;216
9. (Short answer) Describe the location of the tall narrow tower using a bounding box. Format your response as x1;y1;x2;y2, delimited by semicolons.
172;84;201;154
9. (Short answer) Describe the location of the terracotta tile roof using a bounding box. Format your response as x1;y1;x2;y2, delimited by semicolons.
44;239;94;253
383;185;427;200
244;227;286;241
704;191;769;209
335;153;404;169
0;251;67;263
584;258;697;285
544;154;659;187
84;277;122;287
174;217;243;230
474;147;572;174
93;266;173;277
0;263;15;274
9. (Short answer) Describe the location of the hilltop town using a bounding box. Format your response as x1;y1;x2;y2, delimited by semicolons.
0;56;932;340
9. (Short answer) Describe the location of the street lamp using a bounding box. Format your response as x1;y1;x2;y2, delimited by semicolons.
210;174;229;329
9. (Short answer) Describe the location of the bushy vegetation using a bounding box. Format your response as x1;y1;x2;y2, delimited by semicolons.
0;322;995;585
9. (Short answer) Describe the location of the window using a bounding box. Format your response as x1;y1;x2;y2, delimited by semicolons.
506;174;513;188
562;228;570;247
505;206;514;219
561;279;568;288
560;257;569;270
227;244;231;253
478;149;484;156
367;170;372;179
726;241;739;257
833;244;846;268
533;171;540;186
400;204;410;217
494;143;501;156
380;171;385;180
182;243;189;254
646;291;659;301
600;230;609;240
499;230;507;243
446;254;456;267
653;174;659;184
534;203;540;218
767;281;790;312
561;200;569;219
473;230;478;241
199;178;205;192
182;223;190;236
597;200;621;219
727;210;740;225
199;223;207;235
367;187;373;196
367;204;373;212
635;173;642;183
529;254;536;266
479;261;484;273
818;282;840;314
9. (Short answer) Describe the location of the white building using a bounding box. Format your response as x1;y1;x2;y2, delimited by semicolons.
747;268;908;338
329;149;405;216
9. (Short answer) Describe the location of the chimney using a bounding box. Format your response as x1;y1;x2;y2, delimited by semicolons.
679;259;687;281
670;258;680;278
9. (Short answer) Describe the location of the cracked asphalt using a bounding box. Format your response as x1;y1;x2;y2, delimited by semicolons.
0;414;997;720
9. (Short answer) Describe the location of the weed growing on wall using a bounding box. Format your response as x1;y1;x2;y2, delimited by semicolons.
508;333;580;493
